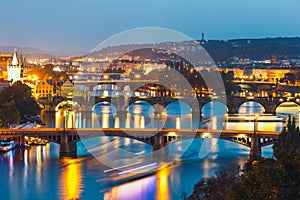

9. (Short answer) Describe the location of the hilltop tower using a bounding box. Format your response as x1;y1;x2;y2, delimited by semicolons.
201;32;205;45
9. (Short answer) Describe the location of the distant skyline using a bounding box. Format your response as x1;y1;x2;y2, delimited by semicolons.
1;0;300;53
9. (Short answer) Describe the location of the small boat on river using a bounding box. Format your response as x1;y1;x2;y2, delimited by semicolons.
0;140;16;152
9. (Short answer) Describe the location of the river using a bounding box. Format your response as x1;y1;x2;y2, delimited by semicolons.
0;101;299;200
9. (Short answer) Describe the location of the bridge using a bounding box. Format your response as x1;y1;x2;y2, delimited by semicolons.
48;95;300;117
0;128;280;160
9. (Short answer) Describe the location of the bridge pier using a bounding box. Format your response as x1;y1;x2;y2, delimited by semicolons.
151;133;170;162
60;131;77;157
17;135;26;148
81;111;92;128
152;133;164;152
115;111;127;128
264;104;276;115
250;135;261;160
250;116;261;160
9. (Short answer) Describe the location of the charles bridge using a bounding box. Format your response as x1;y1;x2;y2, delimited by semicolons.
48;95;300;115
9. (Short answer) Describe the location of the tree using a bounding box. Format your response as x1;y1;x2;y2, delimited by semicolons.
0;81;41;126
188;164;240;200
229;116;300;199
188;117;300;199
0;102;20;127
280;73;296;84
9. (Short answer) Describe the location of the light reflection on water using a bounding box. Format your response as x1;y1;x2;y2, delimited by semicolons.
0;101;298;199
59;158;83;200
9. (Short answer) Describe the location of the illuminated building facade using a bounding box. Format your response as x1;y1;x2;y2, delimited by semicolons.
57;79;75;98
7;49;26;83
34;77;54;99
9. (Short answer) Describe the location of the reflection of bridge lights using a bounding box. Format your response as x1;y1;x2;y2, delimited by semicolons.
102;114;109;128
118;163;157;176
168;131;177;136
60;159;82;200
114;117;120;128
176;117;181;129
105;176;156;200
237;134;247;138
204;133;211;138
156;167;169;200
141;116;145;128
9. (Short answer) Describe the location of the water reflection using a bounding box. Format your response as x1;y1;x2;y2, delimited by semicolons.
276;102;300;116
156;167;170;200
239;101;265;114
104;176;156;200
59;158;83;200
103;166;171;200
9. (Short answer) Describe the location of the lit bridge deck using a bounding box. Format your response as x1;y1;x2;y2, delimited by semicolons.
0;128;280;158
0;128;280;137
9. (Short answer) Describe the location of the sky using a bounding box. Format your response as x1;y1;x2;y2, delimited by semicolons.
0;0;299;53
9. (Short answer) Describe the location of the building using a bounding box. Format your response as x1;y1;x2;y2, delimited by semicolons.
0;53;12;79
0;53;12;69
6;49;26;83
34;77;54;99
57;79;75;98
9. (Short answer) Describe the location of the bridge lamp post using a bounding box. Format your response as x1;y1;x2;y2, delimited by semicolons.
63;110;67;132
155;114;161;131
155;112;166;131
254;114;259;133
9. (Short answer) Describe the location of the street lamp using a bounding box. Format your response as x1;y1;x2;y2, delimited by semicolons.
155;112;165;131
63;110;68;132
254;114;259;133
155;114;161;131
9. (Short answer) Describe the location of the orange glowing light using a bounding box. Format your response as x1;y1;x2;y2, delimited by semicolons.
156;167;169;200
60;159;82;200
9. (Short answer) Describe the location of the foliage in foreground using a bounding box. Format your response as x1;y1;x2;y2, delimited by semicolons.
0;81;41;127
188;117;300;200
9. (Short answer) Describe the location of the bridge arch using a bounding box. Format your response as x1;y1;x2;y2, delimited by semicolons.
165;100;192;115
127;100;154;128
165;137;251;148
238;101;265;114
127;100;154;115
92;101;117;115
55;100;82;111
276;102;300;116
201;101;228;117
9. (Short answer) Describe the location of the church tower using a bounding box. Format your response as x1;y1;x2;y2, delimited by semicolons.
7;49;25;83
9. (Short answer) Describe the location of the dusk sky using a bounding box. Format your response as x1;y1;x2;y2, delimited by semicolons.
0;0;299;52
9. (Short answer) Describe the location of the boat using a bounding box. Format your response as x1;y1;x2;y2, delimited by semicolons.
27;137;48;146
0;140;16;152
100;161;173;187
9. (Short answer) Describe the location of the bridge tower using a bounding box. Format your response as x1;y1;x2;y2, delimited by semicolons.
250;115;261;160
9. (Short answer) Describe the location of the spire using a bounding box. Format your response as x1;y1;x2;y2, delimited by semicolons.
11;48;19;66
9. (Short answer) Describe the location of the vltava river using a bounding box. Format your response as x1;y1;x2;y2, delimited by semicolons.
0;101;299;200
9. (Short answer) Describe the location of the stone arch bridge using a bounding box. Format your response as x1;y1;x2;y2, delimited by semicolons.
47;95;300;115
